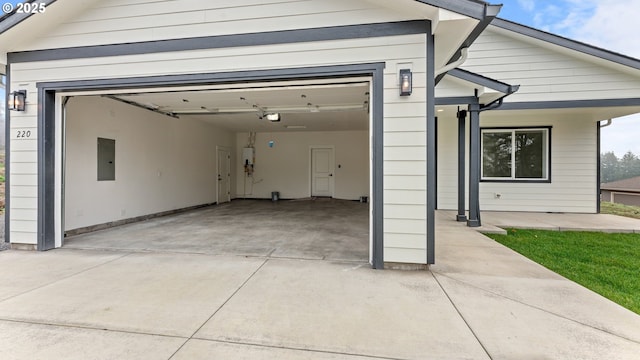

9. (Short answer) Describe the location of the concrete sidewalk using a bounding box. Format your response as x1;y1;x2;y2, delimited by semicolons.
480;211;640;233
1;218;640;359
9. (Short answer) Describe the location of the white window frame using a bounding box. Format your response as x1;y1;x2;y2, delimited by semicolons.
481;127;550;182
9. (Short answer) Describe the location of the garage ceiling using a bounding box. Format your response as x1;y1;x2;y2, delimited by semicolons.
106;81;371;132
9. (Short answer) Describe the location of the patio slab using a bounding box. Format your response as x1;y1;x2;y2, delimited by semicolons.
172;339;382;360
0;320;184;360
195;259;490;360
480;211;640;233
0;249;126;301
433;274;640;360
0;251;265;337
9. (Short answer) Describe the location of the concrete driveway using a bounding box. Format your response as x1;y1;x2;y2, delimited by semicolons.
1;214;640;359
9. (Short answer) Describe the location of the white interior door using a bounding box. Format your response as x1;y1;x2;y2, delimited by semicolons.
217;148;231;203
311;147;334;197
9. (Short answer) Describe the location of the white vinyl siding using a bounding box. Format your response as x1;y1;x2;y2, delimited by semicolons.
437;115;598;213
19;0;416;51
9;32;429;264
463;27;640;102
436;116;468;210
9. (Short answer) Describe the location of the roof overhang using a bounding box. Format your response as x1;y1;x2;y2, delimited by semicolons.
0;0;501;72
490;18;640;74
436;68;519;105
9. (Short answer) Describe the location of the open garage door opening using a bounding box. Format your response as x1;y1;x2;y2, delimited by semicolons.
59;77;374;263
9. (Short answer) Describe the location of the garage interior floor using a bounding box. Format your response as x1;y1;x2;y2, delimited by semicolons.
64;198;369;262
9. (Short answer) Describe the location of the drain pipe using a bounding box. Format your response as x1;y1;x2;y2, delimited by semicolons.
599;119;613;128
435;48;469;76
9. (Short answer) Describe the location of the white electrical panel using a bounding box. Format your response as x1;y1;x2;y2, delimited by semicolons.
242;147;254;165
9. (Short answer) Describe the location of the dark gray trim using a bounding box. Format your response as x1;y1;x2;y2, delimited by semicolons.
38;63;384;90
448;68;519;95
497;98;640;110
0;0;57;35
467;102;481;227
597;123;601;214
492;18;640;71
481;125;553;130
434;116;438;210
3;64;9;243
479;126;552;183
435;96;479;106
35;63;386;267
37;87;56;250
435;2;501;84
10;21;427;63
457;110;467;222
371;65;385;270
480;179;550;184
416;0;500;20
426;25;436;265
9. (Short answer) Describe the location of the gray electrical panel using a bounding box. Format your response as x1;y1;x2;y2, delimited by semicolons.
97;137;115;181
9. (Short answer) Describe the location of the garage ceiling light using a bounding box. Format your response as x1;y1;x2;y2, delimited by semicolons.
265;113;281;122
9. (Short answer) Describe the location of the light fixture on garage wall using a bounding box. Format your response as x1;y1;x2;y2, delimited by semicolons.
265;113;281;122
399;69;412;96
8;90;27;111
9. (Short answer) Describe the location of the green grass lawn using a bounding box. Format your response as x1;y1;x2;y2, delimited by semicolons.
601;201;640;220
486;229;640;315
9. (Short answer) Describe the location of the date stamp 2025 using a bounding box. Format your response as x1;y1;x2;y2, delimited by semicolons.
2;2;46;14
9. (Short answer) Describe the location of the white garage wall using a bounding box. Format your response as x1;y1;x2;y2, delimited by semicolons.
437;113;598;213
235;131;369;200
64;96;235;231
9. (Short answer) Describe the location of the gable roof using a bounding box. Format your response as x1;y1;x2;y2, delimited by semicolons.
491;18;640;72
602;176;640;192
0;0;56;34
0;0;498;35
0;0;502;73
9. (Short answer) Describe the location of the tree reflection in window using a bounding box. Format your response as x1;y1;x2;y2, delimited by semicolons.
482;131;512;177
481;128;549;180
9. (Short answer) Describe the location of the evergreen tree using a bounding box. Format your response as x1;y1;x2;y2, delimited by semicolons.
601;151;620;183
601;151;640;183
620;151;640;179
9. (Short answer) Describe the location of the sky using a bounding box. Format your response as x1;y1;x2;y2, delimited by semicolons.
497;0;640;157
1;0;639;156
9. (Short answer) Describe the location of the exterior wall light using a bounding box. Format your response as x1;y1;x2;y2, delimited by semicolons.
399;69;412;96
8;90;27;111
266;113;281;122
